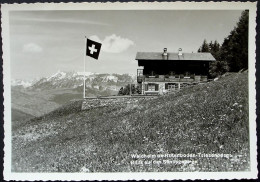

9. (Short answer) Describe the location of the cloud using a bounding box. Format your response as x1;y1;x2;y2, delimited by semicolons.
23;43;43;53
89;34;134;53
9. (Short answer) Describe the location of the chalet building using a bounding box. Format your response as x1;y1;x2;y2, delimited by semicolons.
136;48;215;95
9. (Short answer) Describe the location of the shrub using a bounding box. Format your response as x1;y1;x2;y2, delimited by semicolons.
118;84;141;95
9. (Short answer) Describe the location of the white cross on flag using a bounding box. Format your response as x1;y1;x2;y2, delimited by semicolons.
86;38;102;60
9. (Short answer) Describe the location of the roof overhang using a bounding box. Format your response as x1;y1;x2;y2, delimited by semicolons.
135;52;216;61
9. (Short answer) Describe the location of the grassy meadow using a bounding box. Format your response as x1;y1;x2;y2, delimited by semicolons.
12;71;249;172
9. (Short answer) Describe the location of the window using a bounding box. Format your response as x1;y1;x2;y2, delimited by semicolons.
145;83;159;91
148;84;155;91
167;83;178;91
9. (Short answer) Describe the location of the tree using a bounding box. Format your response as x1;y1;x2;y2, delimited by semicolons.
198;10;249;77
220;10;248;72
136;86;141;94
211;41;220;58
118;87;124;95
208;41;226;78
122;84;130;95
209;41;213;52
117;84;141;95
201;39;210;52
198;39;224;78
209;60;229;78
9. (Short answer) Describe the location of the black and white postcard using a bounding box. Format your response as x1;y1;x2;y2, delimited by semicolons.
2;2;258;180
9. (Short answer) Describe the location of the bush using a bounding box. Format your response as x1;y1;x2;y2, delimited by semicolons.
209;60;229;78
118;84;141;95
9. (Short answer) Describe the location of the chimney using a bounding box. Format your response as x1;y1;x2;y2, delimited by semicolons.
178;48;182;56
163;48;168;56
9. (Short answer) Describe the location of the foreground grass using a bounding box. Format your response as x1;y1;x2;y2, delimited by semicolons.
12;71;249;172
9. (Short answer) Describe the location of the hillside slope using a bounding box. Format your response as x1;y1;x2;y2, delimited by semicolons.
11;108;34;130
12;71;249;172
11;87;60;117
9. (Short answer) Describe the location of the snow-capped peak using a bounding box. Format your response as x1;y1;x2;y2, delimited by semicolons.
102;75;118;82
11;79;33;88
13;70;137;90
47;70;67;81
76;72;95;76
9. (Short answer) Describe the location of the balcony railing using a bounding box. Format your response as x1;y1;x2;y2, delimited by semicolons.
137;75;208;83
145;77;165;82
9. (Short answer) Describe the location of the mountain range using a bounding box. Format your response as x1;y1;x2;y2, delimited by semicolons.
11;71;136;120
12;71;136;90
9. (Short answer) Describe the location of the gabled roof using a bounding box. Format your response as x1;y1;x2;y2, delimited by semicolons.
135;52;216;61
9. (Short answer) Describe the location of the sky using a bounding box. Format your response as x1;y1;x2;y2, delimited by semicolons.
9;10;244;80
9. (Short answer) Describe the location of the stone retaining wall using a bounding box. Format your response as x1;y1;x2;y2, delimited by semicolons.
81;96;156;110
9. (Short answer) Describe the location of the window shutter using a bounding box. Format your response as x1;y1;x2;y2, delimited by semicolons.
155;84;159;91
145;84;148;91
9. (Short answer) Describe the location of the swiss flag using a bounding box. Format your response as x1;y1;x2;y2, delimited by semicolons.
86;38;102;60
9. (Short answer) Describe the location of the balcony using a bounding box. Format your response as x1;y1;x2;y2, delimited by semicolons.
165;77;195;82
137;74;207;83
145;77;165;82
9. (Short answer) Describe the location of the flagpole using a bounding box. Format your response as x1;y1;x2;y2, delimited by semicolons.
83;36;87;98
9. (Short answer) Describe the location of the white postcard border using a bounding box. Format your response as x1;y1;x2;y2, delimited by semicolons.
2;2;258;180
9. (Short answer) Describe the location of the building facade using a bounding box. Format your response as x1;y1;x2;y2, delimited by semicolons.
136;48;216;95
